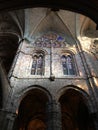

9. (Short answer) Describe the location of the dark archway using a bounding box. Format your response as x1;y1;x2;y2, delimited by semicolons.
0;0;98;25
14;89;49;130
0;76;2;108
59;89;95;130
0;35;19;74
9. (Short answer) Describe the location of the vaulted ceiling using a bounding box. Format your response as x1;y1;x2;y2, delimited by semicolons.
0;7;97;73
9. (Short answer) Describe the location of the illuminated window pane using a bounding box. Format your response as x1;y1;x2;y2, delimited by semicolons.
61;55;68;75
67;55;75;75
31;53;44;75
61;54;75;75
31;56;37;75
37;55;43;75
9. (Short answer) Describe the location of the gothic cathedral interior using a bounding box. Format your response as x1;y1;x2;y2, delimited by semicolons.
0;4;98;130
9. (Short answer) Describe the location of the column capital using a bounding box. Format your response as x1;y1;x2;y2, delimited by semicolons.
7;112;17;121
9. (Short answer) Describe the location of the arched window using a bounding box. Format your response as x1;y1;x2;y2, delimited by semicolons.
31;52;44;75
61;53;75;75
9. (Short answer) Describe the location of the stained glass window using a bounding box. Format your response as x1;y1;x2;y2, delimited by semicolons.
61;54;75;75
31;52;44;75
33;33;69;48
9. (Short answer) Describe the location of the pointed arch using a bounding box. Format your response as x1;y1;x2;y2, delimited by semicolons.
14;85;52;112
13;86;52;130
57;85;96;113
58;86;96;130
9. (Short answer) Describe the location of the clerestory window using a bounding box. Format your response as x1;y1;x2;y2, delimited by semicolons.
31;33;77;77
61;53;75;75
31;52;44;75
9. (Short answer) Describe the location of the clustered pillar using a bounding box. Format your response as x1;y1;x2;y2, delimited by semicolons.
7;113;17;130
46;100;62;130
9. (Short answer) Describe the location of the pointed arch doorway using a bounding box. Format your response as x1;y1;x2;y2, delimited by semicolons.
59;89;95;130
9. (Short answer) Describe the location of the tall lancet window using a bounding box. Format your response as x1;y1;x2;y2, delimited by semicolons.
61;53;75;75
31;52;44;75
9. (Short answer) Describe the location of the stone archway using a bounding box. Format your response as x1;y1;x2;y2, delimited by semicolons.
59;89;95;130
0;0;98;24
14;89;49;130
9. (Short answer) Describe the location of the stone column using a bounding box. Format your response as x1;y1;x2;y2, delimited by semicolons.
0;109;7;130
5;112;17;130
90;112;98;130
46;100;62;130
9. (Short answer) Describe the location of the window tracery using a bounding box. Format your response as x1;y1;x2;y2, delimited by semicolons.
31;33;76;77
61;53;75;75
33;33;69;48
31;52;44;75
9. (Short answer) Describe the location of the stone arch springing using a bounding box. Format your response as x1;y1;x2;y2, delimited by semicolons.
58;86;95;130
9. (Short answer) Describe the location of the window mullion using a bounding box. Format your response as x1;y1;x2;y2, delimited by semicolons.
36;58;38;75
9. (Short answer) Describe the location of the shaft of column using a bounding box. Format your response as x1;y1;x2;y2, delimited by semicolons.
46;100;62;130
6;112;17;130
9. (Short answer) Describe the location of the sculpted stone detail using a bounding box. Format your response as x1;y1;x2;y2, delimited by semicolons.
90;40;98;54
